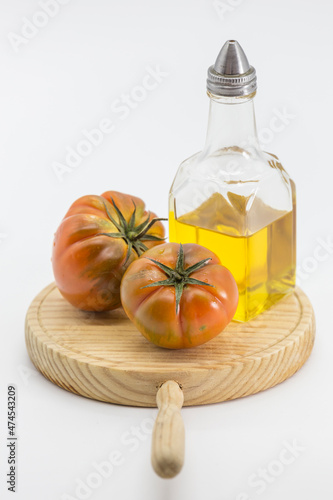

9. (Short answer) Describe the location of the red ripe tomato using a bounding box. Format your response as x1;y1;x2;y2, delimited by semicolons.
52;191;165;311
120;242;238;349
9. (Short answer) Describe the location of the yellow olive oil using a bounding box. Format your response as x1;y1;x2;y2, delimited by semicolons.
169;193;296;322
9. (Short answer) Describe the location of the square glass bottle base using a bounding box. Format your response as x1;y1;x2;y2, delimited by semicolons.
169;210;296;322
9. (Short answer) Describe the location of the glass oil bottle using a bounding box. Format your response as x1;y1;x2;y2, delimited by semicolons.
169;40;296;322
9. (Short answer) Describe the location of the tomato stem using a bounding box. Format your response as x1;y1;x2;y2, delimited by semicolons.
102;200;167;263
143;244;214;313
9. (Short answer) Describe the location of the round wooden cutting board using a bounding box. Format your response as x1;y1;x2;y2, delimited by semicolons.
25;283;315;408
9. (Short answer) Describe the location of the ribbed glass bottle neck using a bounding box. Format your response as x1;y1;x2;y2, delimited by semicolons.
204;95;259;153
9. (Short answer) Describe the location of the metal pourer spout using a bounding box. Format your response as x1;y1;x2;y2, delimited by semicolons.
207;40;257;97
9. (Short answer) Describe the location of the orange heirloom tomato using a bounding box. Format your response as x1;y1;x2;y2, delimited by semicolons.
52;191;165;311
120;242;238;349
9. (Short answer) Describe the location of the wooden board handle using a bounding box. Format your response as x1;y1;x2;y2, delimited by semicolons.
151;380;185;478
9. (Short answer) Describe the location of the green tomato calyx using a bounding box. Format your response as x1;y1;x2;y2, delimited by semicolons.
100;199;167;263
142;244;214;313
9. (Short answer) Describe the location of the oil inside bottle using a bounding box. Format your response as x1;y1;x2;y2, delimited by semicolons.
169;192;296;322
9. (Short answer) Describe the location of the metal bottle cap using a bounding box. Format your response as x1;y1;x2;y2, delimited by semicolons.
207;40;257;97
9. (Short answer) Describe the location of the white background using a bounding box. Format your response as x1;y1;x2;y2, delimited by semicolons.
1;0;333;499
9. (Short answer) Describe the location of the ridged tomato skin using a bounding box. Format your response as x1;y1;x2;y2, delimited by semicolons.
120;243;239;349
52;191;165;311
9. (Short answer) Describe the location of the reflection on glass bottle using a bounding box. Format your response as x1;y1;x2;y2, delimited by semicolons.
169;41;296;322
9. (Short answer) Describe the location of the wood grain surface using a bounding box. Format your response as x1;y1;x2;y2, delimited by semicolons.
25;283;315;407
151;380;185;478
